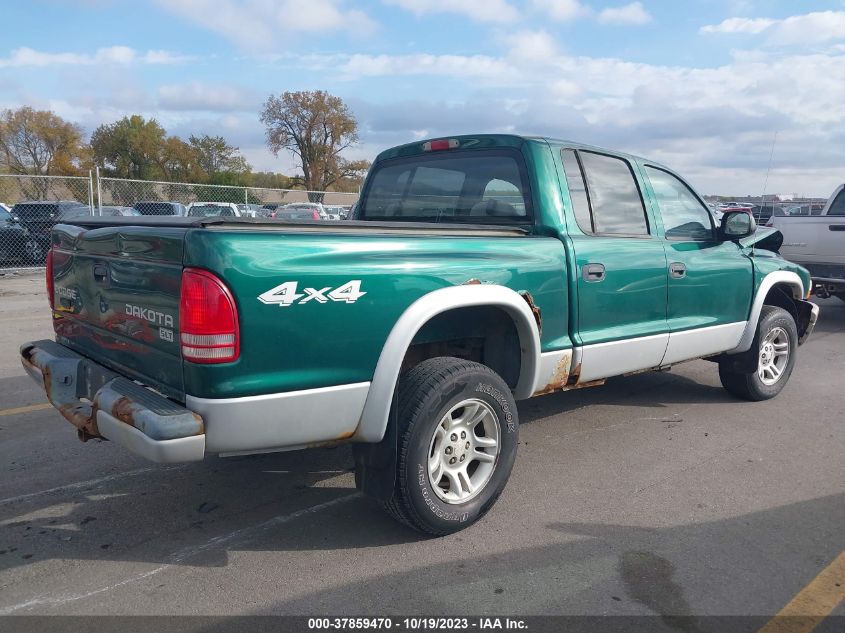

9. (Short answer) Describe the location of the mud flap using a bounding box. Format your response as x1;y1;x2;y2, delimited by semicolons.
353;390;399;502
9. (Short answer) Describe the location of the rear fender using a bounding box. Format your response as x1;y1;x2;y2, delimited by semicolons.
353;284;541;444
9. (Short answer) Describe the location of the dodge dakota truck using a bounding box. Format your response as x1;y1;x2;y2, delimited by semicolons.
21;134;819;535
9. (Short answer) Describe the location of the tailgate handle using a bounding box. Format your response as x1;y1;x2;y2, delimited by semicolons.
829;225;845;232
92;262;109;282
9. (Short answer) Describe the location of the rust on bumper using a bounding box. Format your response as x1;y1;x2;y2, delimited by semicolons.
20;340;204;459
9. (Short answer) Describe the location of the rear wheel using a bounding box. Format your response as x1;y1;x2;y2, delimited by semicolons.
383;357;519;535
719;306;797;401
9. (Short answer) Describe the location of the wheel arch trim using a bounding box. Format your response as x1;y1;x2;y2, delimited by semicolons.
728;270;804;354
353;285;541;443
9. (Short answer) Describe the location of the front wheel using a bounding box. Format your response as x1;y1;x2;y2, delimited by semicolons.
383;357;519;535
719;306;797;401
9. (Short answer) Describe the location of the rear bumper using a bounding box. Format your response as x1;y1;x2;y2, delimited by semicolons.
20;340;205;463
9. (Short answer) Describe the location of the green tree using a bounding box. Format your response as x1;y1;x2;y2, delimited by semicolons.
0;106;87;176
189;134;250;182
248;171;296;190
260;90;365;198
91;115;167;180
157;136;203;182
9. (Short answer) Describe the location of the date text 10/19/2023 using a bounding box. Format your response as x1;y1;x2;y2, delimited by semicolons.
308;617;529;630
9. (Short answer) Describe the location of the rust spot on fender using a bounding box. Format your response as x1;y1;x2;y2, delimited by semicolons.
532;358;605;396
520;291;542;334
533;354;571;396
463;278;483;285
335;430;355;441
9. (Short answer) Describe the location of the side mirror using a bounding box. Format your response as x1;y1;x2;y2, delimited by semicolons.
719;210;756;241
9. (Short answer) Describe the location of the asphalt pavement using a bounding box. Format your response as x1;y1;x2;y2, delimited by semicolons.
0;270;843;625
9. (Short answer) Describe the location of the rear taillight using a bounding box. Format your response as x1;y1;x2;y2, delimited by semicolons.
46;248;54;309
179;268;239;364
312;210;320;220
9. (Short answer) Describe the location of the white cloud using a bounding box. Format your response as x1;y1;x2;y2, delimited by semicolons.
776;11;845;44
700;17;777;35
333;53;515;80
293;41;845;195
0;46;190;68
598;2;652;26
506;30;559;61
531;0;591;22
383;0;520;23
154;0;376;49
701;11;845;43
158;82;261;112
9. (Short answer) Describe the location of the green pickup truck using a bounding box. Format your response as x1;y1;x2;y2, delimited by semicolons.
21;134;818;535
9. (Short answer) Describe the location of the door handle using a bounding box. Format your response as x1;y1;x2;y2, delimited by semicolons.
829;225;845;232
582;263;606;282
669;262;686;279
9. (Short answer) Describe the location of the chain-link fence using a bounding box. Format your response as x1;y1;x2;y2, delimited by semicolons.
1;172;359;270
0;174;94;270
98;176;358;217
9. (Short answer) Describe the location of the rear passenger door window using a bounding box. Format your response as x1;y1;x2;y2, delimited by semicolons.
562;150;650;236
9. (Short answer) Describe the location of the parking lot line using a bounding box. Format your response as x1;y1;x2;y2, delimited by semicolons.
0;403;51;417
757;549;845;633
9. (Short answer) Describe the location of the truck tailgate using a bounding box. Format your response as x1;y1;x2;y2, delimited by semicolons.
51;223;186;400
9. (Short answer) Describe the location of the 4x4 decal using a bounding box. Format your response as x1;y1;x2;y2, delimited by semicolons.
258;280;366;307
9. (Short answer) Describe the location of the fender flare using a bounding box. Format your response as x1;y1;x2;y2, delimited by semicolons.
727;271;804;354
353;285;541;443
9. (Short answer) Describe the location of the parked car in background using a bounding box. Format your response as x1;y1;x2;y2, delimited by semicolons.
281;202;328;220
323;204;351;220
270;204;326;221
10;200;90;264
257;202;287;217
186;202;241;218
0;204;34;263
133;201;187;216
238;204;262;218
770;184;845;301
99;206;141;217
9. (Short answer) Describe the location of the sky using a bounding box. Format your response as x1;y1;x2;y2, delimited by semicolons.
1;0;844;197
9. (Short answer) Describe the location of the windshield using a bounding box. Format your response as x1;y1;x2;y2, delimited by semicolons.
358;149;531;223
0;208;11;222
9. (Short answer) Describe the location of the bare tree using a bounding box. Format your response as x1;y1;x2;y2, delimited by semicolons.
260;90;368;199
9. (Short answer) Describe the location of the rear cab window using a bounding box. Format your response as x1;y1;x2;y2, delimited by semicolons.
358;149;532;224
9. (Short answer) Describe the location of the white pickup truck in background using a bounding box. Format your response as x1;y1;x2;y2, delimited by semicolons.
770;184;845;300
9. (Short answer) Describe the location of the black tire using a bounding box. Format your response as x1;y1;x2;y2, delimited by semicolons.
719;306;797;401
383;357;519;536
23;239;45;264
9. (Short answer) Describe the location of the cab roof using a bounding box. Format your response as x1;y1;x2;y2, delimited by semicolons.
374;133;659;168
